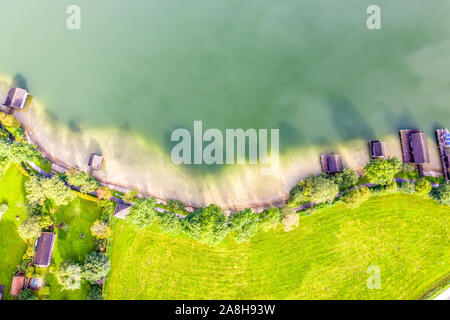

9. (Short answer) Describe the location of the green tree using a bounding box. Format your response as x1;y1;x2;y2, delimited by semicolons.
333;168;358;191
158;211;183;235
96;186;112;200
18;217;41;240
341;186;371;209
123;188;139;203
229;209;259;243
385;180;398;193
415;178;432;196
54;262;82;290
435;184;450;205
363;157;401;185
82;251;111;282
17;288;37;300
90;220;111;239
183;204;229;246
399;181;415;194
127;198;158;229
10;142;39;163
67;170;100;194
25;175;74;206
166;199;186;213
259;207;282;232
310;176;339;203
87;285;103;300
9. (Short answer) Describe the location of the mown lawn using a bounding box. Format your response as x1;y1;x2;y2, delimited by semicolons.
105;194;449;300
0;165;29;300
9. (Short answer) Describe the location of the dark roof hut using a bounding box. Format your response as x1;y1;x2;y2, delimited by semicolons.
410;132;430;164
34;232;56;267
113;203;131;220
4;88;29;109
320;154;343;174
370;140;387;159
10;274;25;297
88;154;103;171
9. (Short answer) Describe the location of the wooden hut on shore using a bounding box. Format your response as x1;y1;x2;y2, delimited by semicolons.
3;88;29;109
88;154;103;172
34;232;56;268
370;140;387;159
320;154;343;174
113;203;131;220
436;128;450;183
399;129;430;178
10;274;25;297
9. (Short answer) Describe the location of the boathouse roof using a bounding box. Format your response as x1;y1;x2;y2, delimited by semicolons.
4;88;29;109
410;132;430;164
88;154;103;170
370;141;387;158
321;154;343;174
34;232;56;267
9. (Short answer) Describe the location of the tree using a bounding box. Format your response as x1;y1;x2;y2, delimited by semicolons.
435;184;450;205
415;178;431;196
183;204;229;246
229;209;259;243
82;251;111;282
290;177;314;205
9;142;39;163
158;211;183;235
259;207;282;232
17;288;36;300
25;175;74;206
281;207;299;232
127;198;158;229
385;180;398;193
96;186;112;200
123;188;139;203
54;262;82;290
67;170;100;194
87;285;103;300
310;176;339;203
90;220;111;239
1;114;21;128
399;181;415;194
363;157;401;185
341;186;371;209
333;168;358;191
166;199;186;213
18;217;41;240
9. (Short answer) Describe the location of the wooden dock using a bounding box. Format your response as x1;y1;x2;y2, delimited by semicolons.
436;129;449;183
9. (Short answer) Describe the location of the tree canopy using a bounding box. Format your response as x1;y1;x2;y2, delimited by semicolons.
67;170;100;194
363;157;401;185
82;251;111;282
18;217;41;240
25;175;75;206
54;262;82;291
229;209;259;243
90;220;111;239
127;198;159;229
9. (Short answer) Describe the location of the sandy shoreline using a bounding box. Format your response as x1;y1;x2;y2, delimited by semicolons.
0;78;444;212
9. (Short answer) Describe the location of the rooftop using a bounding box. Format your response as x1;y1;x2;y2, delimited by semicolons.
34;232;56;267
4;87;29;109
113;203;131;220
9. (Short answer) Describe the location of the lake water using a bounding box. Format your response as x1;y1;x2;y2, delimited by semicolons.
0;0;449;208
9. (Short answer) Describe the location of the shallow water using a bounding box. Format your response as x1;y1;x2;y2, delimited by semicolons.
0;0;449;207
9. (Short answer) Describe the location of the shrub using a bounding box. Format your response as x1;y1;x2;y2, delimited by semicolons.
399;181;415;194
90;220;111;239
415;178;432;196
67;170;100;194
127;198;158;229
82;251;111;282
158;211;183;235
259;207;282;232
18;217;41;240
310;176;339;203
385;180;398;193
281;207;299;232
97;186;112;200
183;204;229;246
435;184;450;205
341;186;371;209
87;285;103;300
123;188;139;203
333;168;358;191
17;288;36;300
229;209;259;243
25;175;75;206
364;157;401;185
1;114;21;128
53;262;82;291
166;199;186;213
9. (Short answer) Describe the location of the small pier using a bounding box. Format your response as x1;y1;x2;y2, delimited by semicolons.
436;129;449;183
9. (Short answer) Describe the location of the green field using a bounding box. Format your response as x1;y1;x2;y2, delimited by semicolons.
0;165;102;300
105;194;449;300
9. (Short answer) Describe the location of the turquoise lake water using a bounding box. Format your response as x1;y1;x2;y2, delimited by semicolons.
0;0;449;156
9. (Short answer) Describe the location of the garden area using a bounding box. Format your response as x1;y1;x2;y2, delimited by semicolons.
104;193;449;299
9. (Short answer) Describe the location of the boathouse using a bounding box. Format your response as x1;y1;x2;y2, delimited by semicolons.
320;154;343;174
370;140;387;159
88;154;103;171
10;274;25;297
113;203;131;220
34;232;56;268
3;87;29;109
399;130;430;164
